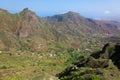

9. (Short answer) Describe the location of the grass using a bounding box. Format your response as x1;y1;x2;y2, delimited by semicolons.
91;74;101;80
0;36;106;80
0;43;101;80
0;52;70;80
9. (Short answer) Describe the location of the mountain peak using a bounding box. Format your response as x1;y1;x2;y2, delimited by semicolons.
62;11;81;19
22;8;29;12
20;8;39;21
63;11;84;20
66;11;80;15
20;8;33;15
45;11;82;22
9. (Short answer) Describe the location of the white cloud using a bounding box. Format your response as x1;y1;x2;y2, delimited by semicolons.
104;10;111;14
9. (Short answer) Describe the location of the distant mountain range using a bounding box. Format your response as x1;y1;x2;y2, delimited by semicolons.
0;8;120;51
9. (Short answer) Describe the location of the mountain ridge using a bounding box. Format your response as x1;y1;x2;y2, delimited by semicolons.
45;11;120;37
0;8;120;51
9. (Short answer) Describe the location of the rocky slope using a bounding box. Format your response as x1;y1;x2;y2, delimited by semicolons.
45;11;120;37
0;8;120;51
0;8;120;80
57;43;120;80
0;8;67;51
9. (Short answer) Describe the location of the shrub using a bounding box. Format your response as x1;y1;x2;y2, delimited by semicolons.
0;65;7;69
91;74;100;80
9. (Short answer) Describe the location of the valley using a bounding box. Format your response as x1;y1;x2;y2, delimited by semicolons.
0;8;120;80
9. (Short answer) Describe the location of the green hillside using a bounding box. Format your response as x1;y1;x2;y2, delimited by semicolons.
0;8;120;80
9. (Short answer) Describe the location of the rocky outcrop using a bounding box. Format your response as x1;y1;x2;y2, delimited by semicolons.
91;43;120;69
57;43;120;80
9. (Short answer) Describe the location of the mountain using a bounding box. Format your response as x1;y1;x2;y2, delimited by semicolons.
45;11;120;37
0;8;120;51
0;8;67;51
1;8;120;80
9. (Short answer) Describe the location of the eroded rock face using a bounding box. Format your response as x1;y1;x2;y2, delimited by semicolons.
57;43;120;80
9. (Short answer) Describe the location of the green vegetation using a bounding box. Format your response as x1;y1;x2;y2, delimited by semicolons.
57;43;120;80
91;74;101;80
0;8;120;80
0;52;67;80
0;44;101;80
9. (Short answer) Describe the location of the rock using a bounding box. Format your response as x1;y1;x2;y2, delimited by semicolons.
110;43;120;69
91;43;120;69
57;43;120;80
84;57;109;68
74;56;109;68
73;56;88;67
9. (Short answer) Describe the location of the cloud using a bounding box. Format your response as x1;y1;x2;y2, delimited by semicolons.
104;10;111;14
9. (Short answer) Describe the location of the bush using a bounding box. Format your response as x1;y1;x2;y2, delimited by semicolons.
0;65;7;69
91;74;101;80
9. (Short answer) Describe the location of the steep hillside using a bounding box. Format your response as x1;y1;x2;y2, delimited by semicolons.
57;43;120;80
45;11;120;37
0;8;68;51
0;8;120;51
0;8;120;80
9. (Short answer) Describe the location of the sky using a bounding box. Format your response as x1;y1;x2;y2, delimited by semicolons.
0;0;120;19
